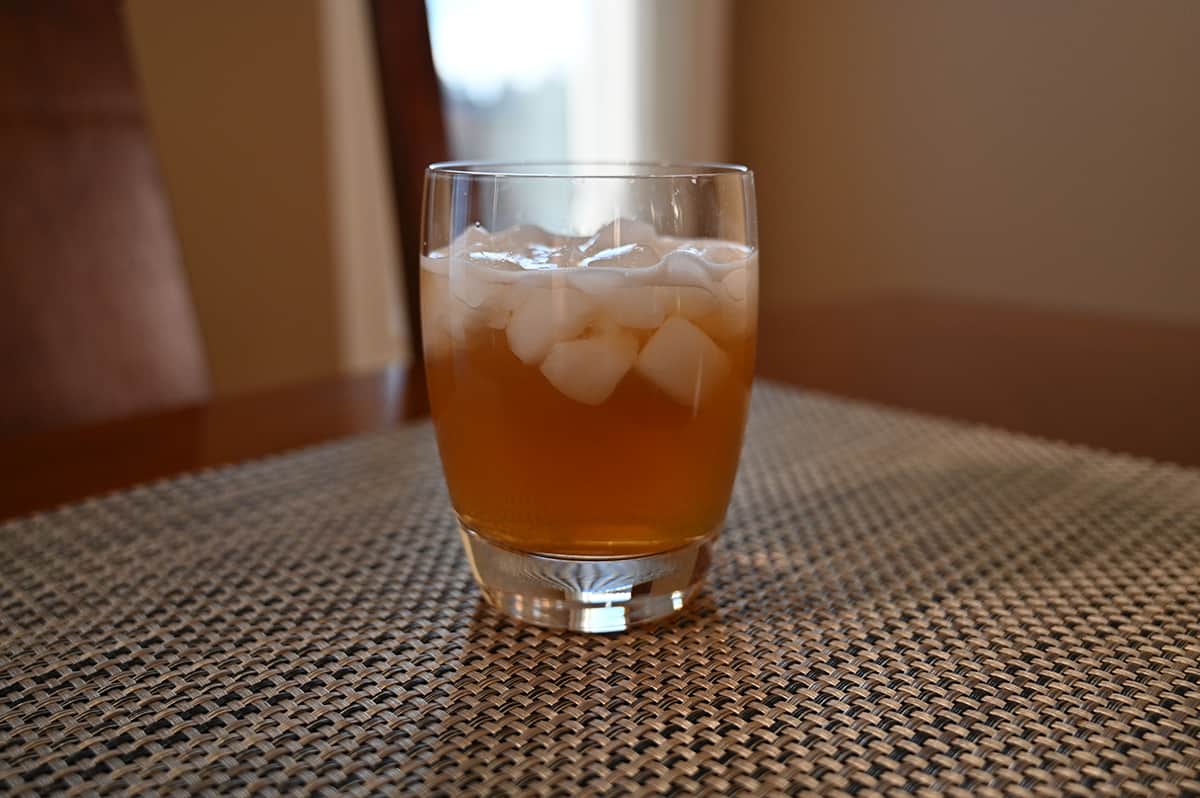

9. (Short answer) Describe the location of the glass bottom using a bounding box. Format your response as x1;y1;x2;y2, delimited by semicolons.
459;523;714;633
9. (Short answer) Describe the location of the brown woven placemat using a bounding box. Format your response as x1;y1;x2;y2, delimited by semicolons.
2;383;1198;797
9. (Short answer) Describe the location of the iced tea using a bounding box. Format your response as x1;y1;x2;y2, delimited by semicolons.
422;220;757;558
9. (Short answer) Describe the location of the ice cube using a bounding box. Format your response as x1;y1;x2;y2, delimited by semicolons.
655;285;718;321
578;242;660;269
505;287;596;364
722;268;748;301
696;241;752;265
565;267;627;298
540;329;638;405
447;301;508;342
635;317;731;408
499;279;537;312
449;223;491;254
420;254;450;276
579;217;659;256
449;259;508;309
672;240;753;279
601;285;666;329
497;223;559;250
482;304;511;330
522;242;573;269
466;250;528;271
661;250;715;289
700;295;752;340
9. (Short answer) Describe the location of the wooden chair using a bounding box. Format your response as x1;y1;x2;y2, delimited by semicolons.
0;0;210;436
370;0;448;366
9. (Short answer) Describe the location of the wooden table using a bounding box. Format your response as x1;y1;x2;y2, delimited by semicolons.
0;365;429;523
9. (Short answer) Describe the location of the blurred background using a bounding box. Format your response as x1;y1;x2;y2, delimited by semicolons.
2;0;1198;464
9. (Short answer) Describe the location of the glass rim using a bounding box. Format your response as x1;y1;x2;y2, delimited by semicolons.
426;160;753;180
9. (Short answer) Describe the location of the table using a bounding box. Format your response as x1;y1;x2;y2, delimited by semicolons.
758;296;1200;469
2;380;1198;796
0;366;429;523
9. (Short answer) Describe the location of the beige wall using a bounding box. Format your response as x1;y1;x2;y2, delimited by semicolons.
124;0;407;397
637;0;731;162
733;2;1200;324
317;0;408;375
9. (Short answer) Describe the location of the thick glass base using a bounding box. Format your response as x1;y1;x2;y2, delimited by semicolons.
459;524;713;633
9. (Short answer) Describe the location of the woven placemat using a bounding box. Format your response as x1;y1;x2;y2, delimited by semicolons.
2;383;1198;797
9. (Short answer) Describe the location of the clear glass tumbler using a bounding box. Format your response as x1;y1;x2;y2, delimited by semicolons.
420;162;757;632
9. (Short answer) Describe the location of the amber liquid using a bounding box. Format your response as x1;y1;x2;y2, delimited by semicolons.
425;289;755;558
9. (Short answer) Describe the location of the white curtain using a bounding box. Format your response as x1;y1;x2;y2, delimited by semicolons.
568;0;731;163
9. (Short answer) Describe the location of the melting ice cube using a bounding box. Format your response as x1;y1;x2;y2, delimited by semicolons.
565;267;627;297
635;317;731;408
449;259;508;309
661;250;716;289
655;285;718;321
578;242;660;269
601;285;667;329
505;287;596;364
696;241;752;265
445;294;510;341
448;224;491;254
699;296;751;341
722;268;748;301
496;223;559;250
579;217;659;256
540;329;638;405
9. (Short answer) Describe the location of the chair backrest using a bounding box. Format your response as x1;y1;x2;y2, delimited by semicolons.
0;0;210;435
369;0;448;365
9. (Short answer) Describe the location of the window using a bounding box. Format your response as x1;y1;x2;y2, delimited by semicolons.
427;0;729;163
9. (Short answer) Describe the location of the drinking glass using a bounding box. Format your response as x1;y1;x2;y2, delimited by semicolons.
420;162;757;632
